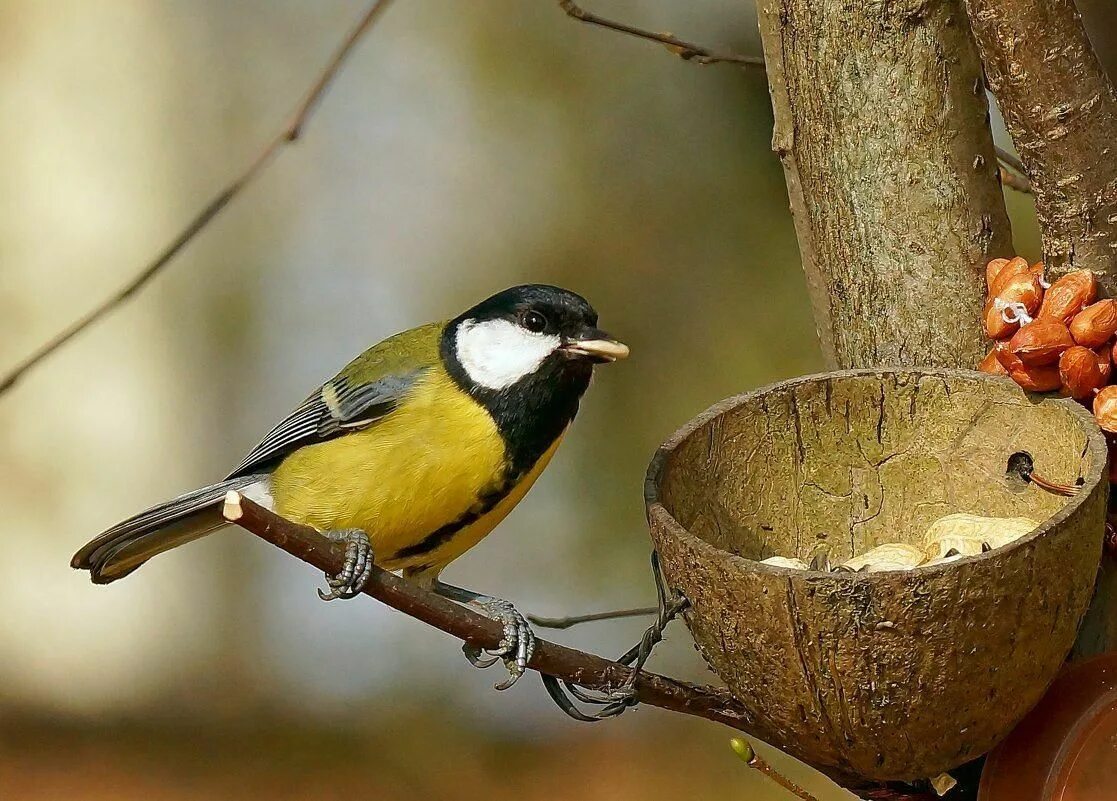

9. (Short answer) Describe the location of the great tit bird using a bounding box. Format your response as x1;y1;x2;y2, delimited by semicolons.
72;284;628;686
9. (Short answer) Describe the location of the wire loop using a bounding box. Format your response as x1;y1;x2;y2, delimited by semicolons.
542;550;689;722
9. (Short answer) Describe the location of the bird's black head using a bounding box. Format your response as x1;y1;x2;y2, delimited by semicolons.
441;284;627;475
446;284;628;386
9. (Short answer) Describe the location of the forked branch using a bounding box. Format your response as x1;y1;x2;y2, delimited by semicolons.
559;1;764;68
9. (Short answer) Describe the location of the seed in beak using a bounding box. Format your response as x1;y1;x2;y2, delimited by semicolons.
563;339;630;362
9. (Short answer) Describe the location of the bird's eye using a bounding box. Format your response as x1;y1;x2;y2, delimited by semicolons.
521;310;548;333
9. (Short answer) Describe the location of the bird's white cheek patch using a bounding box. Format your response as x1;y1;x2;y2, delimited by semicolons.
455;319;561;390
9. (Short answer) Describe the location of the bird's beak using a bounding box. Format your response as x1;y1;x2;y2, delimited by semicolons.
561;329;630;363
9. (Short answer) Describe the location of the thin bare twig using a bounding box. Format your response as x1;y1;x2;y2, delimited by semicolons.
994;146;1025;175
221;491;755;731
0;0;394;398
994;146;1032;194
730;739;820;801
528;606;658;630
998;167;1032;195
559;1;764;69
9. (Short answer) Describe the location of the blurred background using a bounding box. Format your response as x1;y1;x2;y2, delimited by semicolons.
1;0;1088;798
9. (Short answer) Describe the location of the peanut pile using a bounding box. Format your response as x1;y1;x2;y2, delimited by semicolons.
759;514;1037;573
979;257;1117;454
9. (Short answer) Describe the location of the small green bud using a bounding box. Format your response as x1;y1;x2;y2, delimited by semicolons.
729;737;755;763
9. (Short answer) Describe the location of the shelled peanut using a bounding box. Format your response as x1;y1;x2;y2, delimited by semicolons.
978;257;1117;481
756;515;1037;573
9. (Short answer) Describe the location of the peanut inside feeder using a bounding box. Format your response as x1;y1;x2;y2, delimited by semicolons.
645;369;1107;785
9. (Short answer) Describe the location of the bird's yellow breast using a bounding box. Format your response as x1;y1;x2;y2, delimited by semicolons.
268;366;559;577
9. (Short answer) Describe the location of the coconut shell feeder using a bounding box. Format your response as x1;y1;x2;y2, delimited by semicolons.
645;369;1108;785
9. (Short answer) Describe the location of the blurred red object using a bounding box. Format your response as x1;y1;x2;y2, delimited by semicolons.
979;653;1117;800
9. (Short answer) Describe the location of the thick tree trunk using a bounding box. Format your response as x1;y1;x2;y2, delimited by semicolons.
965;0;1117;289
756;0;1013;370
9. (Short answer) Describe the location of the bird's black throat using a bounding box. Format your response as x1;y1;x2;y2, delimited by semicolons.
390;328;591;568
439;325;592;480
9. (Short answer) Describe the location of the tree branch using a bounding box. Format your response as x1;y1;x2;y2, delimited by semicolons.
558;1;764;69
993;145;1025;176
730;738;822;801
220;491;755;732
0;0;395;398
994;146;1032;194
755;0;1013;370
964;0;1117;285
998;167;1033;195
560;2;1027;210
528;606;657;630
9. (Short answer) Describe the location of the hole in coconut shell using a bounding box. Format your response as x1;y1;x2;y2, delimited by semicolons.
1006;451;1034;490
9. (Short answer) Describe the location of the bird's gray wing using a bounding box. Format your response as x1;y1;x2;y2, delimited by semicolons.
226;370;425;478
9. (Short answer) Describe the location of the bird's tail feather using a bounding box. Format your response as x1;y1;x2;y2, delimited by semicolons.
72;475;268;584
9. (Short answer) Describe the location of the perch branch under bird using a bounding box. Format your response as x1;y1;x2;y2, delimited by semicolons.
0;0;395;398
220;491;753;731
223;452;959;801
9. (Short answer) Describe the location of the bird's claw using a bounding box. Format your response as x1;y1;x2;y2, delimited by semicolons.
318;528;373;601
462;643;501;670
469;597;536;690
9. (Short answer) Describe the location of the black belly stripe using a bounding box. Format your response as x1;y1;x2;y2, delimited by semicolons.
391;479;513;561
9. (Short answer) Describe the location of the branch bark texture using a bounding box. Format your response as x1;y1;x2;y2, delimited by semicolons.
221;492;754;732
964;0;1117;289
757;0;1013;370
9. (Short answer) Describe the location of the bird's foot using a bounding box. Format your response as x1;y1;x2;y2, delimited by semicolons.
464;596;537;690
430;581;536;690
318;528;373;601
